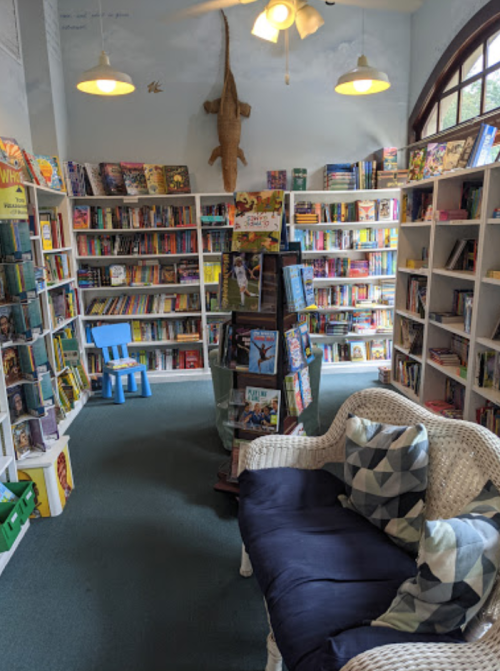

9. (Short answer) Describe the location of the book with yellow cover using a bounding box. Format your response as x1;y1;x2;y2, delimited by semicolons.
144;164;167;195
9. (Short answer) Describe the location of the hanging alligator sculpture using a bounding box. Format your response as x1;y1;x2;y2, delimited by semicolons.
204;10;251;193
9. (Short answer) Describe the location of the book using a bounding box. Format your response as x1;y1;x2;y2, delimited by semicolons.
283;265;306;311
40;215;53;250
267;170;287;190
73;205;90;230
238;386;281;433
220;252;262;312
491;315;500;341
0;482;18;503
121;162;149;196
298;321;314;364
0;306;14;342
292;168;307;191
8;384;26;419
144;164;167;195
349;341;367;362
233;327;252;370
164;166;191;193
99;163;127;196
29;406;59;450
84;163;106;196
357;200;376;221
22;149;45;185
444;239;468;270
12;420;32;460
423;143;447;178
468;123;498;168
232;190;284;253
285;327;306;373
298;366;313;408
106;357;137;370
457;135;477;169
1;137;30;181
301;265;316;308
35;155;65;191
442;140;465;172
249;330;278;375
109;265;127;286
3;347;21;385
408;147;427;181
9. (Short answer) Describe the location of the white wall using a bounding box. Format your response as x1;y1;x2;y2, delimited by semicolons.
409;0;492;113
59;0;411;191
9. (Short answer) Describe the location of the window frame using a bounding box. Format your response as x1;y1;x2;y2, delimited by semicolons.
409;1;500;144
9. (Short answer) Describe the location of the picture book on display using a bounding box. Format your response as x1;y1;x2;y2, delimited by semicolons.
164;166;190;193
267;170;287;190
349;341;367;362
298;321;314;364
408;147;427;181
0;137;30;181
232;190;284;253
299;366;313;408
423;143;446;179
73;205;90;230
232;327;251;370
285;327;306;372
13;420;32;460
238;386;281;433
283;265;306;311
144;164;167;195
467;123;498;168
99;163;127;195
457;136;477;169
301;265;317;308
442;140;465;172
0;305;14;342
220;252;262;312
249;330;278;374
85;163;106;196
22;149;46;185
285;372;303;416
121;163;149;196
35;155;65;191
292;168;307;191
3;346;21;385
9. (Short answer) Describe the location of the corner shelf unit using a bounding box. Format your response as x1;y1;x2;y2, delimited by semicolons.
391;163;500;429
288;189;401;374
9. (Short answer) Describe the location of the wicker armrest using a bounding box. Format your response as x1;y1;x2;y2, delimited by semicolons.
341;635;499;671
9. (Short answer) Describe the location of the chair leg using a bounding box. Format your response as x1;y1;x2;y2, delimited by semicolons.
102;372;112;399
265;632;282;671
114;375;125;404
240;544;253;577
140;370;152;398
128;373;138;392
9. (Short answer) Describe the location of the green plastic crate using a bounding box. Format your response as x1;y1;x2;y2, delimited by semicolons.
7;482;35;524
0;502;23;553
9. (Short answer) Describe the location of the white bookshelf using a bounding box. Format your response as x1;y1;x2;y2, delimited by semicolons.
391;163;500;429
289;189;400;373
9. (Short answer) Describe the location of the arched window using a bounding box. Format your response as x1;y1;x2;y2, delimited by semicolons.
410;2;500;144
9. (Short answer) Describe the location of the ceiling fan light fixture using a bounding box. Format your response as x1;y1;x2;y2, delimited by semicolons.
76;50;135;96
295;2;324;39
251;11;280;42
335;55;390;95
265;0;296;30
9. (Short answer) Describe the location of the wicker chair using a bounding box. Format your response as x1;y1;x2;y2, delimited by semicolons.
238;387;500;671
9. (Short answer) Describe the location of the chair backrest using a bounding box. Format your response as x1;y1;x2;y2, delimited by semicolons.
91;323;131;363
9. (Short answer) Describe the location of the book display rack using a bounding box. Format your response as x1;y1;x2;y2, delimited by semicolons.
392;162;500;436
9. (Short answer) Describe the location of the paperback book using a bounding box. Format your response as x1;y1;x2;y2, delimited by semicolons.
121;162;149;196
283;264;306;311
285;327;306;372
99;163;127;196
423;143;446;179
233;327;252;370
144;164;167;195
298;321;314;364
408;147;427;181
442;140;465;172
73;205;91;230
35;155;65;191
238;386;281;433
220;252;262;312
85;163;106;196
249;330;278;375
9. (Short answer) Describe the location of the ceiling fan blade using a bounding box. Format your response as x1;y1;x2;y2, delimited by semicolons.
163;0;258;23
331;0;423;13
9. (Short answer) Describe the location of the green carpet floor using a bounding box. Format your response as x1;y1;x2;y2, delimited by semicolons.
0;373;378;671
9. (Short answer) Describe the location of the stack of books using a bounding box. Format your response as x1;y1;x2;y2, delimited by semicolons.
323;164;356;191
429;348;461;367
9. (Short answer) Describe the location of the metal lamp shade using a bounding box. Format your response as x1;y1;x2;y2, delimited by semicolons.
335;55;390;95
77;51;135;96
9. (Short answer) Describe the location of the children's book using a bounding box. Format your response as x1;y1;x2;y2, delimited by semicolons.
233;327;252;370
283;265;306;311
423;143;447;178
1;137;30;181
0;221;32;262
121;162;149;196
299;366;313;408
144;164;167;195
3;347;21;385
12;420;32;460
22;149;45;185
220;252;262;312
292;168;307;191
301;265;316;308
239;386;281;433
73;205;90;230
164;166;191;193
298;321;314;364
249;330;278;375
40;215;53;250
349;341;367;362
370;339;387;360
232;191;284;253
8;384;26;419
0;305;14;342
442;140;465;172
357;200;376;222
292;373;304;415
30;406;59;450
408;147;427;181
0;482;18;503
285;327;306;372
84;163;106;196
266;170;287;190
99;163;127;195
457;135;477;169
35;155;65;191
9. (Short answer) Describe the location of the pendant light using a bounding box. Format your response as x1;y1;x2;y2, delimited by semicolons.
77;0;135;96
335;10;390;96
251;11;280;43
265;0;296;30
295;2;324;40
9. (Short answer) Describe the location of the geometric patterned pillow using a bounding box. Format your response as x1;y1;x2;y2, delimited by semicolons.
372;480;500;634
338;414;429;555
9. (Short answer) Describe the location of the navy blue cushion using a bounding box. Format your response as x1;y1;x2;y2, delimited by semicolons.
239;468;463;671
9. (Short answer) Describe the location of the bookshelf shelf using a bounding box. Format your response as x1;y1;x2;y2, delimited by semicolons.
76;253;199;261
84;339;203;348
52;315;78;333
43;246;73;254
44;277;75;292
393;163;500;429
310;332;392;339
294;220;398;229
400;222;432;228
391;379;421;403
313;275;396;284
74;226;198;233
81;312;202;320
395;308;426;324
302;247;396;256
398;267;428;275
79;283;200;292
393;344;423;364
314;305;392;312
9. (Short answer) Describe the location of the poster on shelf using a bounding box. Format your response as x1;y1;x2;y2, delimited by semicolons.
0;160;27;219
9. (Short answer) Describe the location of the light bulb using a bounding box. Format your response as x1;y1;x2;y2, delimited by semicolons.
96;79;117;93
268;4;290;23
252;11;280;43
353;79;372;93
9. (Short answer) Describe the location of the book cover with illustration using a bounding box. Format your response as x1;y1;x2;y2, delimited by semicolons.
220;252;262;312
99;163;127;196
408;147;427;181
12;420;32;460
0;305;14;342
299;366;313;408
232;327;252;370
292;168;307;191
73;205;90;230
283;265;306;311
457;135;477;169
249;330;278;375
35;155;66;191
266;170;287;190
3;347;21;385
84;163;106;196
232;190;284;253
285;327;306;373
22;149;45;185
8;384;26;420
164;166;191;193
349;341;367;362
144;164;167;194
370;339;387;360
423;143;447;179
301;265;316;308
238;386;281;433
30;405;59;450
1;137;30;181
298;321;314;364
121;162;149;196
442;140;465;172
357;200;376;222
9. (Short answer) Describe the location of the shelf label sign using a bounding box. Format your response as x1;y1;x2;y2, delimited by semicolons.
0;161;27;219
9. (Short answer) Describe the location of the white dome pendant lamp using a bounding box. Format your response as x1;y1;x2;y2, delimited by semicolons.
77;0;135;96
335;9;390;96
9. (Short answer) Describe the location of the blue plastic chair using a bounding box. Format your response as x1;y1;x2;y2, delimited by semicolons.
91;323;152;404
